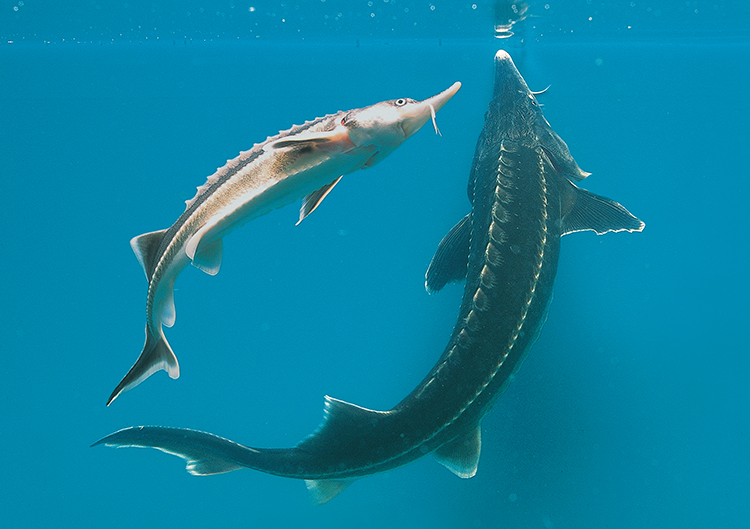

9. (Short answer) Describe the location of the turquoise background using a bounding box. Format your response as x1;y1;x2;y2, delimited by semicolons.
2;2;748;527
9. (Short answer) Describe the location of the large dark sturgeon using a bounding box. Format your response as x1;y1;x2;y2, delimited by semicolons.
96;51;643;503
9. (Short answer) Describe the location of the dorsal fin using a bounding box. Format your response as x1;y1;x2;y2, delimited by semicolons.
130;229;168;280
297;176;343;225
296;396;392;453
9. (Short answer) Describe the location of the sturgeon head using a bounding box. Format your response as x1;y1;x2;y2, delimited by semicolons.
94;50;644;505
336;82;459;168
477;50;590;183
106;82;461;406
281;81;459;156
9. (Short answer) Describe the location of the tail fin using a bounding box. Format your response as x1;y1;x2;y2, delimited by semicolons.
92;424;353;504
107;326;179;406
92;426;248;475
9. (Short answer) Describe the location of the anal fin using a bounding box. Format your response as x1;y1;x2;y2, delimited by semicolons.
304;479;355;505
433;424;482;478
187;454;244;475
155;279;176;328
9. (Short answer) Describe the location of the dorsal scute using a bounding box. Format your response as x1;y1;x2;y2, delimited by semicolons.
182;112;343;212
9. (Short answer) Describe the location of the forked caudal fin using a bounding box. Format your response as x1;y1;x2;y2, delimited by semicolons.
91;424;355;504
95;394;485;503
107;326;179;406
92;426;251;477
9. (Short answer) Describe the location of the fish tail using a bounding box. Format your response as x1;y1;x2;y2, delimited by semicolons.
107;326;179;406
92;426;249;475
91;425;351;504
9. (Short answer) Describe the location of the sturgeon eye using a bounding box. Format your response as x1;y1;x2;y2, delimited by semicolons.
395;98;407;107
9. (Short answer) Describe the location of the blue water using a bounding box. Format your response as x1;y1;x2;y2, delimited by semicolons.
2;2;748;528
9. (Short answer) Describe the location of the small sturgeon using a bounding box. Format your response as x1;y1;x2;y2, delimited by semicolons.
107;82;462;405
94;51;643;502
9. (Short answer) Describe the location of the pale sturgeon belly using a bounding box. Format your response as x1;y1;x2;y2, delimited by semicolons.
145;143;375;334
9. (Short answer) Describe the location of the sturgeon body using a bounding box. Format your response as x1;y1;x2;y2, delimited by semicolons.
107;82;461;405
96;51;643;503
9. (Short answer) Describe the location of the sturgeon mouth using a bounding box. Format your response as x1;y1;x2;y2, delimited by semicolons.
401;81;461;138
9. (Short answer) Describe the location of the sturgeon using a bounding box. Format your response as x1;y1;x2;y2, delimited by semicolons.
107;82;461;405
94;50;643;502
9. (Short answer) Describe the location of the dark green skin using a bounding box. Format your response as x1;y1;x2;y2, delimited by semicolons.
95;51;643;488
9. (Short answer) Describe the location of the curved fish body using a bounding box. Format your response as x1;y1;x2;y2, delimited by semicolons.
95;50;643;502
107;82;461;405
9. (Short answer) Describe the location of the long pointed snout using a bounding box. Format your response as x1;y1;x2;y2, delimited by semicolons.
401;81;461;138
423;81;462;114
492;50;530;98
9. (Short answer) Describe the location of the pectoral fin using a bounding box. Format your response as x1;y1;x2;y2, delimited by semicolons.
425;213;471;293
270;137;332;149
267;129;355;152
561;180;645;235
433;424;482;479
296;176;343;225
